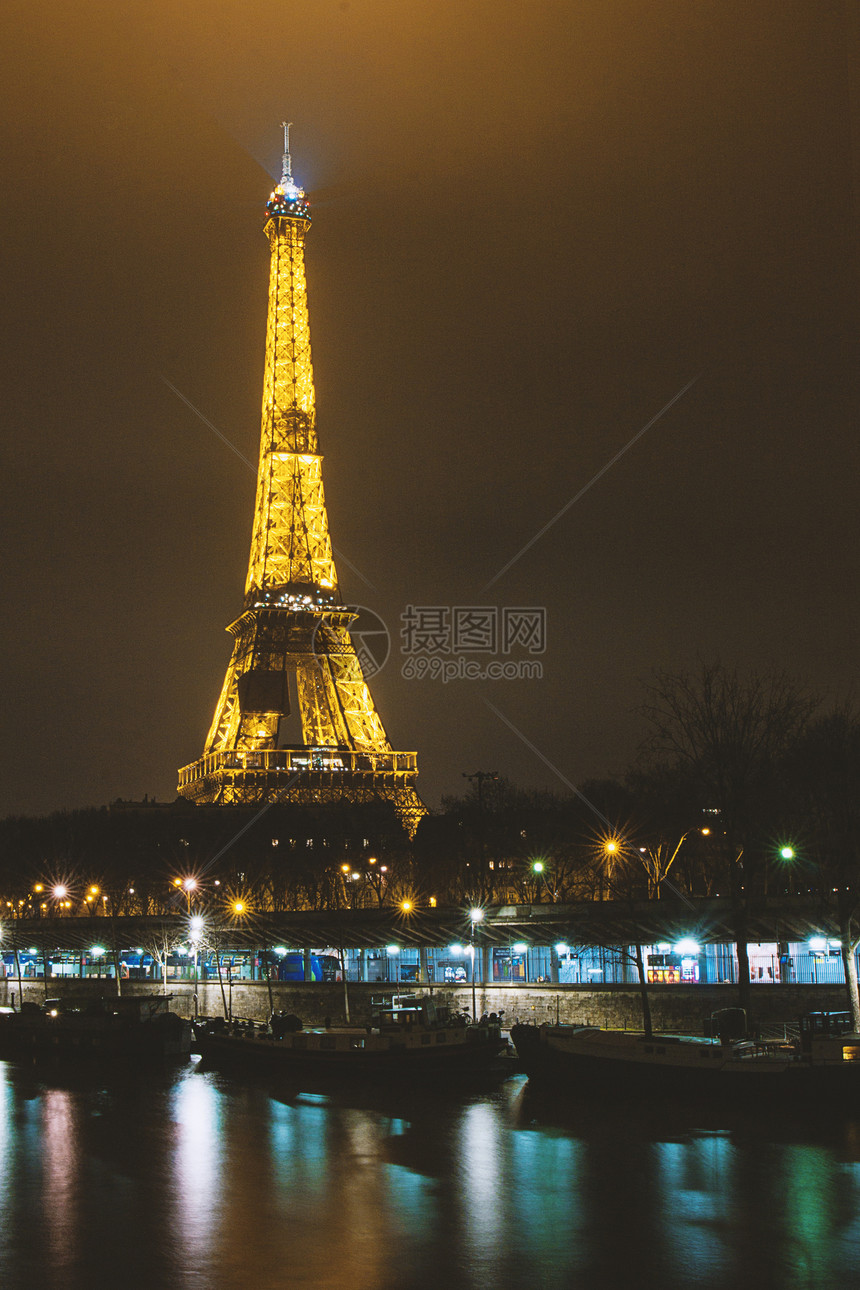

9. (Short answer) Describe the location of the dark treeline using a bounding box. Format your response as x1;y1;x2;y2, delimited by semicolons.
2;663;859;1014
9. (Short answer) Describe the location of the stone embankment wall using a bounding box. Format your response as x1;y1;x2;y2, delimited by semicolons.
1;978;851;1031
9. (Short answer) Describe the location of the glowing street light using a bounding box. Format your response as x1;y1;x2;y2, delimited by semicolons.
674;938;701;956
178;877;198;917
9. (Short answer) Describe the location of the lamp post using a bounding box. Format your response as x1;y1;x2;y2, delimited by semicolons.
531;859;549;903
182;877;197;916
228;899;247;1021
469;908;484;1021
189;915;204;1017
776;844;797;896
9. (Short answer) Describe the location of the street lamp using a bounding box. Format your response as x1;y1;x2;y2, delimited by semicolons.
469;908;484;1021
182;877;197;916
189;914;205;1015
775;843;798;894
530;858;551;903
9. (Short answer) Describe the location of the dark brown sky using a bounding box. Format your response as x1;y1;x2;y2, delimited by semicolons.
1;1;857;816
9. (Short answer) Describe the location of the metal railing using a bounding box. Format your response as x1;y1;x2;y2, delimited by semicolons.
178;747;418;786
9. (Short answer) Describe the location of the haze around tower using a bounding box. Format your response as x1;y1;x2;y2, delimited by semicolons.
0;1;857;817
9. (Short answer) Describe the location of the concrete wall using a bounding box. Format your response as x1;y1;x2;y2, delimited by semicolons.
2;977;852;1031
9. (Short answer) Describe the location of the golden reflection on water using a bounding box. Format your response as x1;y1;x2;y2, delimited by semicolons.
42;1087;80;1272
2;1061;860;1288
171;1070;222;1262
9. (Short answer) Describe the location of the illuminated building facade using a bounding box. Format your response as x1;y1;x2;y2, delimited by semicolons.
178;129;425;835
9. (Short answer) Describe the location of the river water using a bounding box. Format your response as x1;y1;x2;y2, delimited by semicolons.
1;1056;859;1289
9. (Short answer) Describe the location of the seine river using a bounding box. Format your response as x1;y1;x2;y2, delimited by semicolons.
1;1056;859;1289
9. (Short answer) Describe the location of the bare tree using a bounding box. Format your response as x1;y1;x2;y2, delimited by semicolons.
141;928;176;998
640;660;816;1018
786;708;860;1031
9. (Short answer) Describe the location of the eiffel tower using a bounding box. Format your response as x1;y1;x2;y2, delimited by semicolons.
177;127;426;836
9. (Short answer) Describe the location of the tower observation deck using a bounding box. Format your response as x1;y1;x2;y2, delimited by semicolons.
177;129;426;835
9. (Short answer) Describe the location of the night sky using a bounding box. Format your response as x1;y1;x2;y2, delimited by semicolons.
1;2;857;818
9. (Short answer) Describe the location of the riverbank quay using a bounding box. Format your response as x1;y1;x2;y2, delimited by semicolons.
0;979;850;1033
1;897;856;1001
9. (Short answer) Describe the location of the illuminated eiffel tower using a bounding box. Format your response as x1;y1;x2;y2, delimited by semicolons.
178;127;426;835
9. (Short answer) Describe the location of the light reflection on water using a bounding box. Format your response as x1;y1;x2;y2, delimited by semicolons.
0;1058;859;1288
171;1070;222;1269
42;1085;81;1272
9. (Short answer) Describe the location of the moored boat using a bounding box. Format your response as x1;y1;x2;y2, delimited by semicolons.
0;995;192;1063
510;1011;860;1104
195;994;506;1076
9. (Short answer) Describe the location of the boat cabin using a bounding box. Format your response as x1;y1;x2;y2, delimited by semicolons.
370;995;451;1031
799;1011;860;1062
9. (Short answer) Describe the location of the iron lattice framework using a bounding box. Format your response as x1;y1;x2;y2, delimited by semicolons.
178;136;426;835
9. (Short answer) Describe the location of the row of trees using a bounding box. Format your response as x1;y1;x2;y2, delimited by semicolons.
1;662;859;1020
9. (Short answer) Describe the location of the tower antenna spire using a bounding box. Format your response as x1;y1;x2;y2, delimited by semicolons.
281;121;293;186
